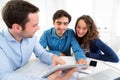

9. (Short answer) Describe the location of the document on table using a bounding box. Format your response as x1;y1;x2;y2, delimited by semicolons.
16;58;82;79
16;58;51;77
42;64;87;77
17;57;97;80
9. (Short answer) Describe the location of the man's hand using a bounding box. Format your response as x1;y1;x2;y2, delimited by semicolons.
48;68;77;80
52;55;66;66
60;53;65;56
76;59;88;69
76;58;87;64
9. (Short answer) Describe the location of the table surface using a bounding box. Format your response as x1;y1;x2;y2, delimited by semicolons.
16;56;120;80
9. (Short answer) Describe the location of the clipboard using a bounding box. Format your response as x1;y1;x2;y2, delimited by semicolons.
42;64;87;78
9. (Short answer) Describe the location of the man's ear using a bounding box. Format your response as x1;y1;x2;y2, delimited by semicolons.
12;23;22;32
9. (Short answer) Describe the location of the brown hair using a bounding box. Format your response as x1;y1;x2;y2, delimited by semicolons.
75;15;99;49
2;0;39;30
52;9;71;23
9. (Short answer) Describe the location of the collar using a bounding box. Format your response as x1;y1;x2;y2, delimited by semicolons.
51;28;68;39
2;29;18;42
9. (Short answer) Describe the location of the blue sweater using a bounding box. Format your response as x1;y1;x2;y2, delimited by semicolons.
39;27;86;61
86;39;119;62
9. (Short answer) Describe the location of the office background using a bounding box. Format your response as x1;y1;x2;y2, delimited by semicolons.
0;0;120;52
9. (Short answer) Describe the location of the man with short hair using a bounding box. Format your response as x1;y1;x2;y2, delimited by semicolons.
0;0;77;80
39;10;87;64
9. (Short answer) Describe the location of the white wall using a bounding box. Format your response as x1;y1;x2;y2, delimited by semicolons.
0;0;9;30
0;0;120;52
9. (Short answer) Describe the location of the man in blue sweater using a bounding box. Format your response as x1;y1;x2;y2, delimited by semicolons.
39;9;87;64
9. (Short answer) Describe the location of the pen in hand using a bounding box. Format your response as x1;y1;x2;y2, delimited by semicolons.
77;70;91;74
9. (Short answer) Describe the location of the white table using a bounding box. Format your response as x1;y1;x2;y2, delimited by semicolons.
16;56;120;80
60;56;114;79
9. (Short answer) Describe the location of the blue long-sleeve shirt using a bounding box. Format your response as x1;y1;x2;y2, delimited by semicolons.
0;29;54;80
85;39;119;62
39;27;86;61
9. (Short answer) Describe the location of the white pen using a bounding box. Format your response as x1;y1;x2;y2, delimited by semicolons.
77;70;90;74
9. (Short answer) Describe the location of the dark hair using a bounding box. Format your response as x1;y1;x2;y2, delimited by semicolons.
52;9;71;23
75;15;99;49
2;0;39;30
